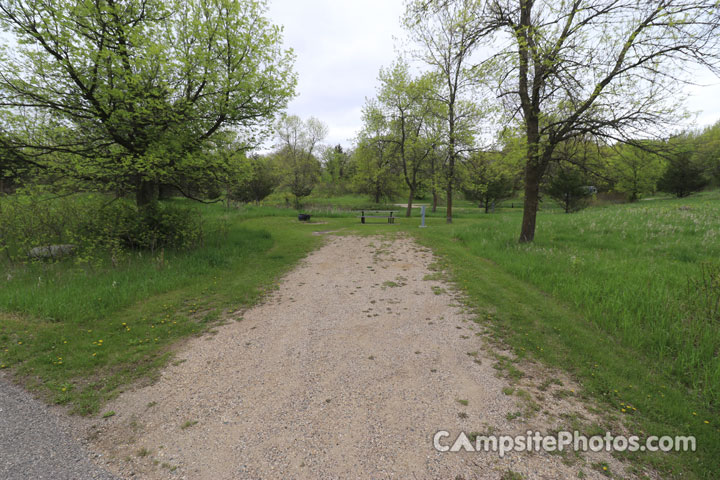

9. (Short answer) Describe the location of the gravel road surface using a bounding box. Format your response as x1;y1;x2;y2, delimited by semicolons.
88;235;630;479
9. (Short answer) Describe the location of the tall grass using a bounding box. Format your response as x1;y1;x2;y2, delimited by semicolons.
446;192;720;407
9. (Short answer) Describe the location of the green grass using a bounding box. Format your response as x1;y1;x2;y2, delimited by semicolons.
261;189;508;218
0;202;331;414
264;191;403;210
432;192;720;407
409;190;720;479
1;191;718;478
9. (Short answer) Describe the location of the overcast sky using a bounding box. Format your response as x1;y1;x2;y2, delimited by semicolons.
266;0;720;149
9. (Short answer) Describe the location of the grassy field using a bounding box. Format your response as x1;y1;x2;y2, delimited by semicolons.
410;192;720;479
0;203;325;414
1;191;718;477
422;192;720;405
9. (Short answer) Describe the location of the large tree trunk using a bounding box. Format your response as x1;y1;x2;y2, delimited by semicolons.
446;148;454;223
406;189;414;217
517;0;541;243
432;189;438;212
519;162;542;243
519;113;543;242
136;179;159;208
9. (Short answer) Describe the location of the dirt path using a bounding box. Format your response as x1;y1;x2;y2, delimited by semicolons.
90;235;627;479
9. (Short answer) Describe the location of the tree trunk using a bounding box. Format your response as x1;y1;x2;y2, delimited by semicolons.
432;189;438;212
136;179;159;208
406;189;414;217
447;102;455;224
374;183;381;204
519;163;542;243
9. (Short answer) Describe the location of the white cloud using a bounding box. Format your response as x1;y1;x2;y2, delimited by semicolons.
683;67;720;130
267;0;406;148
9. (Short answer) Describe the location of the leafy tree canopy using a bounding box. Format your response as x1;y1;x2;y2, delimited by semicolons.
0;0;296;205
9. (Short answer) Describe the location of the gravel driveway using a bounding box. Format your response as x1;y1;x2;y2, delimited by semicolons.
0;376;117;480
88;234;627;479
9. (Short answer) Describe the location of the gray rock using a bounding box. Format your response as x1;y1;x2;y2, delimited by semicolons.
28;244;78;260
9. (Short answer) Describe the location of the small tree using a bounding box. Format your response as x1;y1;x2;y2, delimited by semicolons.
657;143;708;198
609;143;665;202
373;61;440;217
352;102;403;204
545;166;593;213
230;155;277;205
351;138;402;204
321;145;352;195
461;152;518;213
693;121;720;186
274;115;327;208
403;0;487;224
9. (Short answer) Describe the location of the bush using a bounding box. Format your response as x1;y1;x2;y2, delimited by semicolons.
0;194;202;263
82;201;203;253
0;194;83;260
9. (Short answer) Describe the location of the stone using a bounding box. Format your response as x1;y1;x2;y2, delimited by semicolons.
28;244;78;260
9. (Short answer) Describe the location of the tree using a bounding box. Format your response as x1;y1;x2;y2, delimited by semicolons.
320;144;353;195
323;145;350;182
352;139;402;204
229;154;277;205
404;0;488;223
545;165;593;213
373;61;440;217
0;0;295;207
609;143;665;202
694;121;720;185
469;0;720;241
352;103;402;204
461;151;519;213
274;115;327;208
426;130;447;212
657;139;708;198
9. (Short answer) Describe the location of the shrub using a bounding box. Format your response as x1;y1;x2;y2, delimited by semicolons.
81;201;203;253
0;194;83;260
0;194;202;264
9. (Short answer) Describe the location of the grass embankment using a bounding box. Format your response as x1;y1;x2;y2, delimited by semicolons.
412;191;720;479
0;204;325;414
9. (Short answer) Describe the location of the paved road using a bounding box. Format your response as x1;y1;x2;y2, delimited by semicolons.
0;376;118;480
